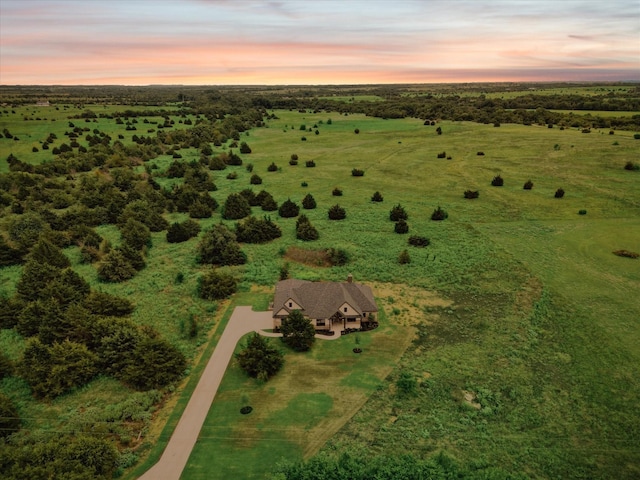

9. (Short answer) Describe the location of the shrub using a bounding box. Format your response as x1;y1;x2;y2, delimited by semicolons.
634;133;640;140
222;193;251;220
477;151;485;156
97;250;136;282
408;235;430;247
437;151;446;159
464;190;479;199
371;191;383;202
226;172;238;180
394;220;409;234
581;128;591;134
289;158;298;166
278;198;300;218
328;204;346;220
250;174;263;185
296;215;319;241
291;153;299;161
332;187;343;196
302;193;316;209
351;168;364;176
189;201;213;219
245;163;253;172
239;141;252;154
305;160;315;167
398;249;411;265
554;188;565;198
198;269;237;300
523;180;534;190
354;128;360;134
436;126;442;134
578;209;587;215
301;136;307;141
197;224;246;266
613;250;639;259
301;181;308;187
624;161;639;171
389;204;408;222
491;175;504;186
326;247;349;266
260;192;278;212
235;216;282;243
267;162;278;172
431;206;448;221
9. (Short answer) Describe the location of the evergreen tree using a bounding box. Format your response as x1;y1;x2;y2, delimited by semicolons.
280;309;316;352
197;224;246;265
198;269;238;300
222;193;252;220
389;204;408;221
278;198;300;218
302;193;317;209
236;333;284;381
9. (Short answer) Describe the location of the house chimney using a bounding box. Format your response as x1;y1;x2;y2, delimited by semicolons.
347;273;353;283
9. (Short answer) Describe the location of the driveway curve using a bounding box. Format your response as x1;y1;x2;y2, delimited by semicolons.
138;306;273;480
139;305;343;480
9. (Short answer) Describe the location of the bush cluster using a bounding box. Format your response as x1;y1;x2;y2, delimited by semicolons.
235;216;282;244
296;214;319;241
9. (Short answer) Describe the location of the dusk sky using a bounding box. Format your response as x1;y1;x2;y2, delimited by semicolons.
1;0;639;85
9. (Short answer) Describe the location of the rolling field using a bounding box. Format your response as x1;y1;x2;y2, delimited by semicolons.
1;106;639;479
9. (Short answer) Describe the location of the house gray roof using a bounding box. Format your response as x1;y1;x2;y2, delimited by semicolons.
273;278;377;319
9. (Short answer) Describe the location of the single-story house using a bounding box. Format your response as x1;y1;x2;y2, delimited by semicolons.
272;275;378;334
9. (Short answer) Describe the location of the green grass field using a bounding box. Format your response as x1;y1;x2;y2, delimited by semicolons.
1;106;639;479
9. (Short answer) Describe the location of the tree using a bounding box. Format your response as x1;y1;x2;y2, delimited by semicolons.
121;336;186;390
431;206;448;221
166;221;190;243
197;224;246;266
250;174;263;185
280;309;315;352
554;188;565;198
27;237;70;268
260;192;278;211
120;218;151;250
296;215;319;241
222;193;252;220
236;333;284;381
398;249;411;264
389;204;408;221
0;393;20;438
239;141;252;154
328;204;346;220
235;216;282;243
97;250;136;282
279;198;300;218
371;191;384;202
394;219;409;234
463;190;479;199
408;235;430;247
83;291;134;317
491;175;504;186
15;259;60;302
523;179;534;190
198;269;238;300
302;193;316;209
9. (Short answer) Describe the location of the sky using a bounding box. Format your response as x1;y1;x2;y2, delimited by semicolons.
1;0;639;85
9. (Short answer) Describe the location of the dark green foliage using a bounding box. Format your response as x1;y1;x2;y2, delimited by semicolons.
250;173;263;185
394;219;409;234
267;162;278;172
296;215;319;241
431;206;448;221
326;247;349;266
166;219;201;243
8;212;48;250
184;166;216;192
17;298;62;338
279;263;290;281
19;338;98;399
121;336;186;390
302;193;316;209
408;235;430;247
0;352;14;379
189;200;213;218
0;392;20;438
634;133;640;139
436;126;442;134
289;154;299;165
97;250;136;282
117;243;146;271
328;204;346;220
235;216;282;243
305;160;315;167
0;434;119;479
197;224;246;266
120;200;168;232
239;141;252;153
40;268;91;307
354;128;360;134
624;161;639;171
222;193;252;220
491;175;504;186
579;209;587;215
198;269;238;300
396;371;417;396
27;237;70;268
437;151;446;158
464;190;479;199
82;291;134;317
351;168;364;176
236;333;284;381
371;191;383;202
554;188;565;198
240;188;258;206
523;179;534;190
398;249;411;264
166;160;186;178
280;309;316;352
332;187;343;196
120;218;150;250
260;193;278;211
15;259;60;302
279;198;300;218
389;204;408;221
0;296;24;329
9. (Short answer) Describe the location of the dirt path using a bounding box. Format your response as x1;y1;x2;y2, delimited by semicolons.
138;306;273;480
138;306;341;480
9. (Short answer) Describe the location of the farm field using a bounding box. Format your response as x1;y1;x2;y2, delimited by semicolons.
0;89;639;480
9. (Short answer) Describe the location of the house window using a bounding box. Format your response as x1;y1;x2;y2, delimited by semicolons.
347;318;357;323
317;320;325;327
363;312;367;317
288;302;292;308
343;307;348;313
